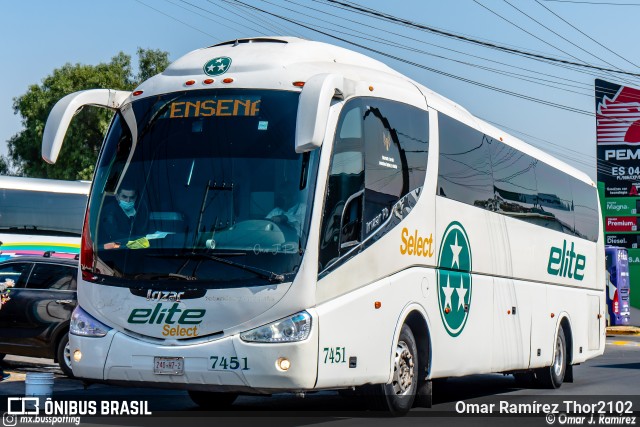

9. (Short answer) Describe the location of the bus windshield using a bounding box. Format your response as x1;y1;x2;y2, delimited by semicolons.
87;89;319;287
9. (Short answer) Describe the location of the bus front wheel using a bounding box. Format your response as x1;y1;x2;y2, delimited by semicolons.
370;324;418;416
536;327;567;389
188;391;238;410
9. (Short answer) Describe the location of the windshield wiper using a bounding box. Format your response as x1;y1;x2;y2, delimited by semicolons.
134;273;197;281
146;252;285;283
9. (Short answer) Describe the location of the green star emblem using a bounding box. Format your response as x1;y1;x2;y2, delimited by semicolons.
437;221;472;337
203;57;232;76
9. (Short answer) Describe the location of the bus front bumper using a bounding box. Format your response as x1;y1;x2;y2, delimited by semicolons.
69;327;319;393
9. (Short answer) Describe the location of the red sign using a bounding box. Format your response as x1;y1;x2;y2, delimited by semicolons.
606;216;638;232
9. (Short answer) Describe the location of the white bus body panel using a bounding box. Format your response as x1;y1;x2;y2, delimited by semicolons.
72;310;319;391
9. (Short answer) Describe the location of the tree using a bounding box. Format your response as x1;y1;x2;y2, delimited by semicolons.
8;49;170;180
0;156;9;175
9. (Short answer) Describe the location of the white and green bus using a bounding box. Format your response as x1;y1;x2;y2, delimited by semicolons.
42;37;604;415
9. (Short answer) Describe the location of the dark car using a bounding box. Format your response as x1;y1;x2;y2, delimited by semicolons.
0;255;78;376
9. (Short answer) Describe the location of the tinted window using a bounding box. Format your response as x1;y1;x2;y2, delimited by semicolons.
438;114;493;209
319;103;365;270
89;89;321;286
362;100;428;237
572;181;599;241
491;143;538;217
26;264;76;291
436;113;598;242
0;189;87;236
319;98;429;273
364;105;404;236
535;163;574;235
0;263;31;288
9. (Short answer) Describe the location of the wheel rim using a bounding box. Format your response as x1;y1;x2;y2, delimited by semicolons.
392;340;414;395
63;341;72;370
553;334;564;377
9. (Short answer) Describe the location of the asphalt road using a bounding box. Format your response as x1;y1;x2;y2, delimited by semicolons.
0;332;638;427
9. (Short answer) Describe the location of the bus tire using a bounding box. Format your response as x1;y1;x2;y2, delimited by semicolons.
370;325;418;416
56;334;74;378
188;391;238;410
536;327;567;389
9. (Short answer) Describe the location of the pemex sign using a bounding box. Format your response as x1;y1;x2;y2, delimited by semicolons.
596;79;640;308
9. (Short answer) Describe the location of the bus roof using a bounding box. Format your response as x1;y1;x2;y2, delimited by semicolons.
132;36;594;188
0;175;90;195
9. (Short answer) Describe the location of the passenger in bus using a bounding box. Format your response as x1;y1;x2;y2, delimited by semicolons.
101;186;148;249
266;192;305;235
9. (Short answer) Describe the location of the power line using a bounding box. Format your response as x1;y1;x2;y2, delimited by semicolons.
291;0;597;93
322;0;640;77
217;0;308;38
169;0;269;36
473;0;638;86
259;0;592;96
534;0;640;69
134;0;220;40
231;0;594;116
502;0;636;79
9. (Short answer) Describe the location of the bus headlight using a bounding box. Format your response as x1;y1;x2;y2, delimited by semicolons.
70;306;112;337
240;311;311;343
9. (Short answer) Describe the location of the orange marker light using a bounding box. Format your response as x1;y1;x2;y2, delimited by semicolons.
203;79;214;85
445;307;451;314
132;90;144;96
374;301;381;309
369;86;374;92
223;78;234;84
293;81;305;87
185;80;196;86
507;310;511;315
550;313;555;318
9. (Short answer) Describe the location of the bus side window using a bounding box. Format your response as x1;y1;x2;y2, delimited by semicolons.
319;99;430;274
319;103;365;270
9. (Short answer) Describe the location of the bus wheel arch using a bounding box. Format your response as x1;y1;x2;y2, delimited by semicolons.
368;307;431;414
536;314;572;389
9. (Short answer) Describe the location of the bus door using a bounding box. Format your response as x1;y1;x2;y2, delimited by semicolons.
488;215;529;372
605;246;630;326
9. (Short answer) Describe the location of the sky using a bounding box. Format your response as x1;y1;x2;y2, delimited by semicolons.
1;0;639;180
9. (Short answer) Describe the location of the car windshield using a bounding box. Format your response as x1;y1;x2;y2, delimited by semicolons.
86;89;319;287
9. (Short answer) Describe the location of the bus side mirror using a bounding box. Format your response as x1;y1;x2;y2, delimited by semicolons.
295;74;344;153
42;89;131;164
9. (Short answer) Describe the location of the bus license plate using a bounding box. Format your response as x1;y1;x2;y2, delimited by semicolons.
153;357;184;375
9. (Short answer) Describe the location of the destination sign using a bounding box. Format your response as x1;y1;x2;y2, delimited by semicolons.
167;97;261;119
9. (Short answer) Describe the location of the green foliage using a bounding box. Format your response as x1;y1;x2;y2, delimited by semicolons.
8;49;170;180
0;156;9;175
